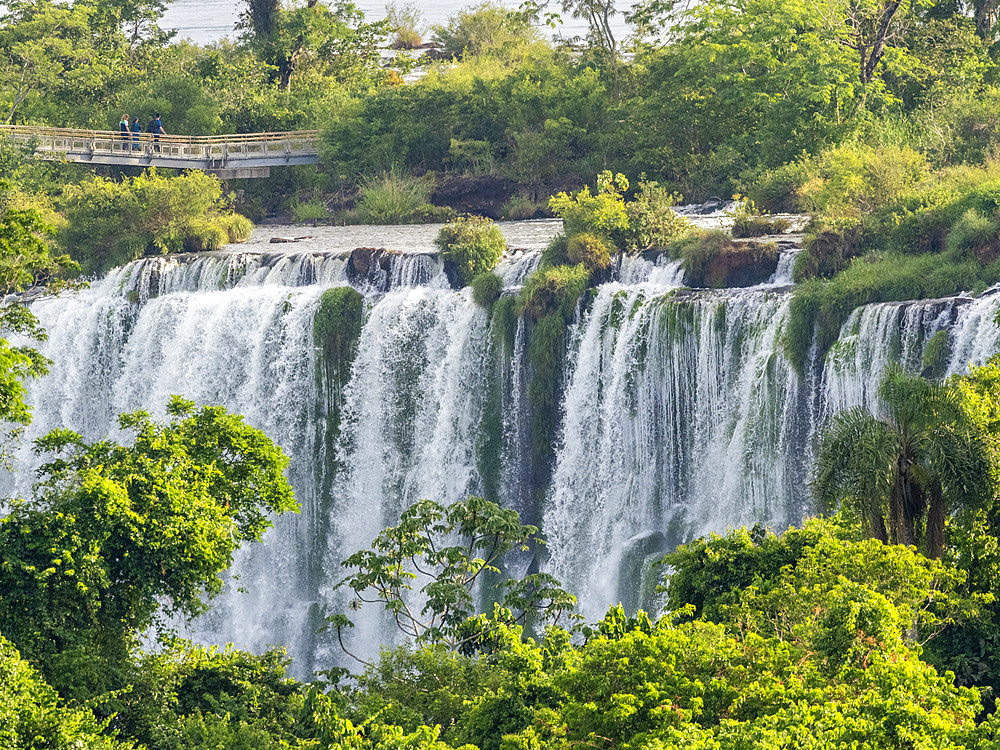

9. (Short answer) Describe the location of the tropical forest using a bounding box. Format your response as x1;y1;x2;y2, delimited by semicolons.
8;0;1000;747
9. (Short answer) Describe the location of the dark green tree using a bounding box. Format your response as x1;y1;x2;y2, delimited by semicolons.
0;397;297;698
813;365;993;558
334;497;576;655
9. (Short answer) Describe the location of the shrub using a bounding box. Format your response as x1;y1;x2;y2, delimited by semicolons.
356;168;434;224
621;181;692;252
750;160;813;213
517;264;591;321
945;209;998;259
219;213;253;243
431;1;540;58
60;170;238;274
540;233;570;269
800;144;931;219
290;197;330;225
387;2;423;49
183;219;229;252
567;232;611;271
435;216;507;286
549;171;630;240
471;272;504;310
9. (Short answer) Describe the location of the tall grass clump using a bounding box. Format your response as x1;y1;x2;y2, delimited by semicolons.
945;209;998;258
356;168;435;224
218;213;253;243
435;216;507;285
387;2;423;49
291;197;330;225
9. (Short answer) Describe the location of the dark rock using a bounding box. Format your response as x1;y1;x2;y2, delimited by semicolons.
270;237;298;244
431;173;518;219
347;247;401;289
706;240;780;287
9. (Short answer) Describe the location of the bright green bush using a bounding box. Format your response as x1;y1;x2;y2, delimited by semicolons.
60;170;244;274
471;271;503;310
431;1;540;58
548;172;630;239
800;143;931;219
435;216;507;286
621;181;692;252
517;264;591;321
566;232;611;272
945;208;998;258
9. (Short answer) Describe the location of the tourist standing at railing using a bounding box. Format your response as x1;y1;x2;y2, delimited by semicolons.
119;114;130;150
132;117;141;152
148;113;165;152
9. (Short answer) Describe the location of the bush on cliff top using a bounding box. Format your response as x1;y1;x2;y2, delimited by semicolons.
435;215;507;286
60;169;250;275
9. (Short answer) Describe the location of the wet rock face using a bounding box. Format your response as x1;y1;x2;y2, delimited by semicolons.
346;247;405;291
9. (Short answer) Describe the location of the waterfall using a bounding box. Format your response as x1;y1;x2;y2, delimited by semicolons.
544;287;803;620
7;221;1000;674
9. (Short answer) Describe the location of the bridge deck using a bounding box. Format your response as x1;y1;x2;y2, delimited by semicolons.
0;126;320;177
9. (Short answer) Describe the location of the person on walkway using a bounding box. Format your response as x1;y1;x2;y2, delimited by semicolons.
119;114;130;150
132;116;141;152
149;113;165;152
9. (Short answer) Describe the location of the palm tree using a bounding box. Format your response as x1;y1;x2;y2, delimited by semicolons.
813;366;992;558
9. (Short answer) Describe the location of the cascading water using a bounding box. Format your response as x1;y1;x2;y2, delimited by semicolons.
7;217;1000;675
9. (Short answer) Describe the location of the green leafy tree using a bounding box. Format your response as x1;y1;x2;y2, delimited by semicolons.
813;365;993;557
334;497;575;655
0;182;78;451
0;634;131;749
0;397;297;698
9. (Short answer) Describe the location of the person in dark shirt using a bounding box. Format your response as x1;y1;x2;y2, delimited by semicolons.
149;113;165;152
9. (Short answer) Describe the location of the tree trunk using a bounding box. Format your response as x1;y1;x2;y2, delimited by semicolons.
246;0;280;38
925;485;946;559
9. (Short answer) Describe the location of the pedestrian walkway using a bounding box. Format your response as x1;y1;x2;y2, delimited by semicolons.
0;125;321;178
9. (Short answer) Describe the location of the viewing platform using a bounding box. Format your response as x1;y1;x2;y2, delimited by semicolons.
0;125;321;178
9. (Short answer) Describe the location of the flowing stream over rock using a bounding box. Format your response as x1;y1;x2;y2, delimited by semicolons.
6;217;1000;673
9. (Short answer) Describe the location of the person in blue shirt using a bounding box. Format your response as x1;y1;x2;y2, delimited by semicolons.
132;117;141;152
148;113;165;152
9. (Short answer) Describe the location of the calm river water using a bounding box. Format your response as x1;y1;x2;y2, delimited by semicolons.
160;1;633;45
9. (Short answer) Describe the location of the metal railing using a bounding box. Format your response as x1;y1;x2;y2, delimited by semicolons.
0;125;321;165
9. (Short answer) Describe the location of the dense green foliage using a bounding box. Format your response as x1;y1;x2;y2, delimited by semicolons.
60;170;250;274
0;397;297;698
435;216;507;285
